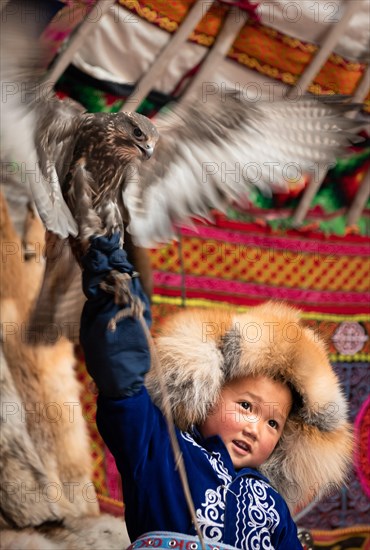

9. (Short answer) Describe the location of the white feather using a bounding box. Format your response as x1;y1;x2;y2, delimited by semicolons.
127;94;360;246
0;8;78;238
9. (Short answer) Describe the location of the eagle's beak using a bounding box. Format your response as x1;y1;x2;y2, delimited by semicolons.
143;145;154;159
136;144;154;159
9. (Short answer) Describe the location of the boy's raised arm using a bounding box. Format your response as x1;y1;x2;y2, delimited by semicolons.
79;233;152;399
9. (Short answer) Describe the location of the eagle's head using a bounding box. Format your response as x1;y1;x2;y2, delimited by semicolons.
109;112;159;161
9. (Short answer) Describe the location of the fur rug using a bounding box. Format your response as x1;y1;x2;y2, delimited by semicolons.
0;514;128;550
0;192;130;548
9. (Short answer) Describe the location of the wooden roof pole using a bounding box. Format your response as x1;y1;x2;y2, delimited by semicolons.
43;0;116;87
120;0;215;111
290;0;361;227
180;6;248;103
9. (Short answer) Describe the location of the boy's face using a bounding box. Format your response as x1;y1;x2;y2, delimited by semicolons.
199;375;292;470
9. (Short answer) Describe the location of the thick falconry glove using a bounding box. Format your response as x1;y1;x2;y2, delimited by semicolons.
80;233;152;399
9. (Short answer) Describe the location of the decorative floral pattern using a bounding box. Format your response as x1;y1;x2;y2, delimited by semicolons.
332;322;369;355
245;479;280;549
196;485;226;541
181;432;230;540
354;396;370;499
181;432;232;485
180;433;283;546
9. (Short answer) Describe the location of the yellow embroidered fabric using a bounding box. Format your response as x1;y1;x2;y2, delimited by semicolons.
119;0;370;110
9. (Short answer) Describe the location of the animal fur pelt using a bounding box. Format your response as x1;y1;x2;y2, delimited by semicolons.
0;514;128;550
1;173;153;345
148;304;353;510
0;192;129;548
26;228;153;344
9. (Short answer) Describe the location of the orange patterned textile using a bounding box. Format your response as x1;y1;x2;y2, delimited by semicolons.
118;0;370;110
148;215;370;317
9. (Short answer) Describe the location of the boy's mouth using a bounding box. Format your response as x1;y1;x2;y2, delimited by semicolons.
232;440;251;454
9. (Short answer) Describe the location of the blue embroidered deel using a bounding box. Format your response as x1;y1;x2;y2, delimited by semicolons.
80;233;302;549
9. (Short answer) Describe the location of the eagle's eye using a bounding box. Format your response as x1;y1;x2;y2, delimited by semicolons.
133;127;143;138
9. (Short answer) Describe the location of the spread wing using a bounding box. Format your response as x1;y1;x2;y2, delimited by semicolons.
125;93;361;247
0;6;80;238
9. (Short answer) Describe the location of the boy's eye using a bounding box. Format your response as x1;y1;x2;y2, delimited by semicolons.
240;401;251;411
268;419;279;429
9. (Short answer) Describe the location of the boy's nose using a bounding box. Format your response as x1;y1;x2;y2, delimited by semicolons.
243;421;258;441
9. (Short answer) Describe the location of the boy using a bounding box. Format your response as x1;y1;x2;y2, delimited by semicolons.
80;234;352;549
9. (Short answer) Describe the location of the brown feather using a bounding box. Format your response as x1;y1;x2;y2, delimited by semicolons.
59;111;158;262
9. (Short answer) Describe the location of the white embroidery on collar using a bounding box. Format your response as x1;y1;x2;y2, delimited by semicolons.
181;431;232;485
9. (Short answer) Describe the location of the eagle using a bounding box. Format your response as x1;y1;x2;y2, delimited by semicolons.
2;86;360;249
0;6;362;339
41;109;158;260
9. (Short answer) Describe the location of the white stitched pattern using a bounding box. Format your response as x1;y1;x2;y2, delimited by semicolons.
181;432;280;548
195;485;226;542
181;432;232;541
181;432;232;485
245;479;279;550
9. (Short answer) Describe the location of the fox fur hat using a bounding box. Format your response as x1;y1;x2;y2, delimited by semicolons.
146;301;353;509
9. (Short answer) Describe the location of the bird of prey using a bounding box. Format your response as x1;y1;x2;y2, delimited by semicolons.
1;3;362;250
0;6;362;339
1;2;159;263
3;86;360;252
42;108;159;260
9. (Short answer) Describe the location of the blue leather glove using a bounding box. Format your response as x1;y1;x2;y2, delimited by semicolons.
80;233;152;399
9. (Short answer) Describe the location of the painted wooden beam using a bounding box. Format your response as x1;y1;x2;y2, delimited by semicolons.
43;0;116;87
120;0;215;111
